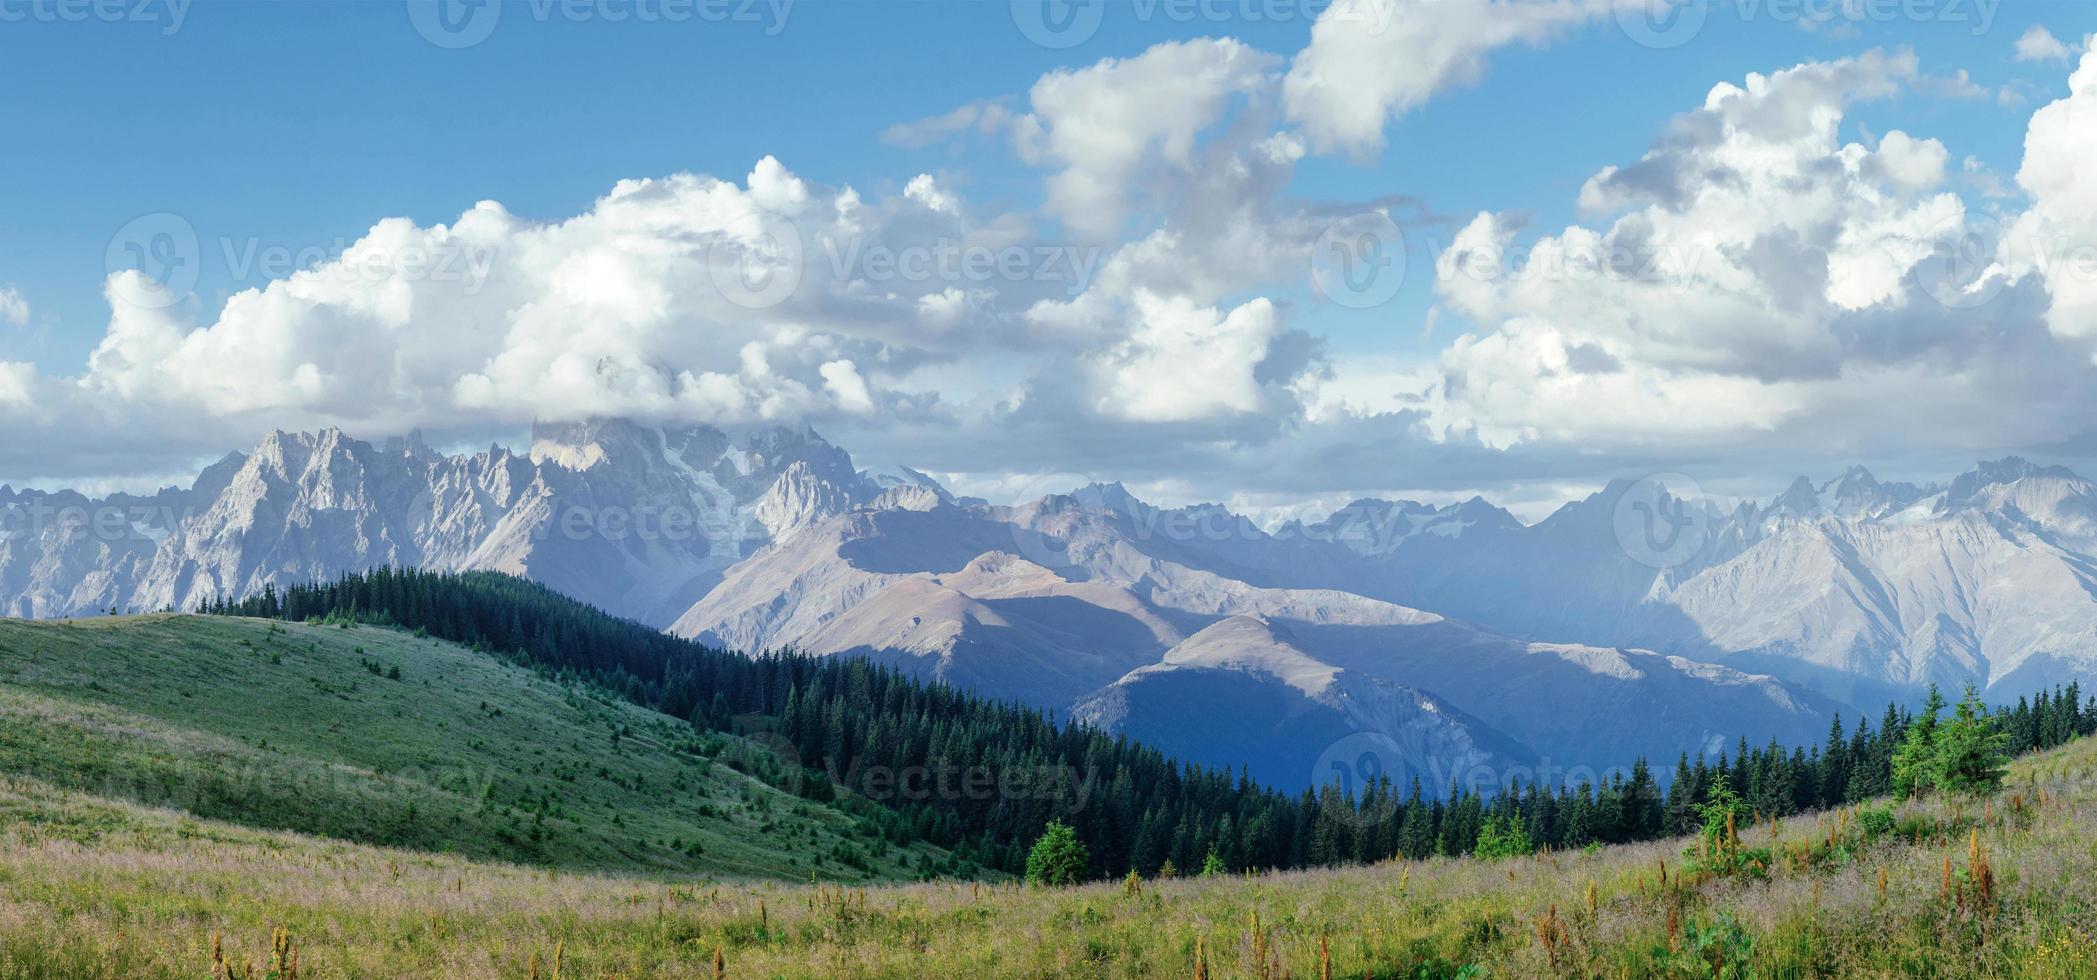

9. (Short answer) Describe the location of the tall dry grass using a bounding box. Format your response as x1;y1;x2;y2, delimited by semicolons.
5;735;2097;977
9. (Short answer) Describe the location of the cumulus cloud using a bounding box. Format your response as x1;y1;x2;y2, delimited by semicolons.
819;359;876;414
0;286;25;328
1284;0;1601;156
1016;37;1278;239
902;173;960;216
8;24;1384;489
80;161;886;430
1424;48;2097;459
1871;130;1950;192
16;20;2097;511
3;125;1325;486
0;157;1041;472
2008;46;2097;341
1089;292;1284;422
2014;25;2072;64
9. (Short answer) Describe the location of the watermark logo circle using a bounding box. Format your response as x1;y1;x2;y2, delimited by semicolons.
1908;208;2007;310
1311;211;1406;310
408;0;502;49
1611;471;1711;569
1613;0;1706;50
1009;0;1103;49
1310;731;1407;826
105;212;200;310
707;212;805;310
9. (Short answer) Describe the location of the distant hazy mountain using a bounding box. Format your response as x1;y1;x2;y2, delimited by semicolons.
668;475;1834;784
1068;614;1534;794
9;419;2094;790
1287;460;2097;708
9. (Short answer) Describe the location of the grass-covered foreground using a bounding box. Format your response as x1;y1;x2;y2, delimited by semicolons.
0;615;947;882
4;728;2096;977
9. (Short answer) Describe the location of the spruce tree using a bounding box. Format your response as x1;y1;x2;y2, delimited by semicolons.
1024;821;1090;887
1397;778;1434;860
1472;811;1533;859
1932;685;2010;798
1892;685;1946;799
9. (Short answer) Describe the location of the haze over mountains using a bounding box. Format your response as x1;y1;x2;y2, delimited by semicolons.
7;418;2095;792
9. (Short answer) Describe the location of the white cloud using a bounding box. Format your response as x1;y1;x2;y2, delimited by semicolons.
903;173;959;215
1302;353;1441;423
16;20;2096;511
1283;0;1601;156
0;286;25;328
1018;38;1278;239
9;157;1008;452
1913;68;1991;102
0;361;35;409
2008;47;2097;341
880;99;1016;148
1426;49;2097;455
1438;317;1800;448
3;129;1324;488
914;287;975;332
1089;292;1283;422
2014;25;2072;64
1871;130;1949;194
819;358;875;414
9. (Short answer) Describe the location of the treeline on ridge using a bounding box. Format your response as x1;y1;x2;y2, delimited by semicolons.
203;570;2095;876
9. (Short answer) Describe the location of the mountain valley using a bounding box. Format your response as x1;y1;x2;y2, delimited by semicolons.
10;419;2097;792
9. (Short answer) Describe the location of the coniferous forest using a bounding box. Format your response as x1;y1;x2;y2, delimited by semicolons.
206;569;2097;878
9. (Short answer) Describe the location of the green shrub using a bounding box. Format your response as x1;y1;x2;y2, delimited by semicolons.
1650;914;1757;978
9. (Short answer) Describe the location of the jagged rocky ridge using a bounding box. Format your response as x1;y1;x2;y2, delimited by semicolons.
1;420;877;627
7;422;2095;791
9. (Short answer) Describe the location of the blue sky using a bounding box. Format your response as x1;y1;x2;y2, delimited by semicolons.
3;1;2096;511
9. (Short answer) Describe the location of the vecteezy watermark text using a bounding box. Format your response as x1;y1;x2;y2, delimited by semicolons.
409;0;792;49
818;235;1104;297
530;500;760;547
221;237;497;293
104;211;500;310
0;0;189;34
0;500;193;545
826;757;1100;816
1614;0;2001;50
1311;732;1644;825
1010;0;1391;49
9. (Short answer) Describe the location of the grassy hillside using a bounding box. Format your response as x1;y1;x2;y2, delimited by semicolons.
0;615;949;882
3;719;2095;977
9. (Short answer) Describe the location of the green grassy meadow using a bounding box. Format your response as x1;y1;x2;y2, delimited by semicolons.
2;736;2096;977
0;615;945;882
3;615;2097;977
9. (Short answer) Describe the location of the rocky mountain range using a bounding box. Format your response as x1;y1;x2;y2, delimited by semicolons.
7;418;2094;793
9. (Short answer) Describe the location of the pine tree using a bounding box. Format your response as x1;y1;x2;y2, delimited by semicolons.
1932;685;2010;798
1397;778;1434;860
1664;754;1699;836
1821;714;1849;807
1472;811;1533;859
1893;685;1946;799
1563;783;1596;848
1308;786;1345;866
1025;820;1090;887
